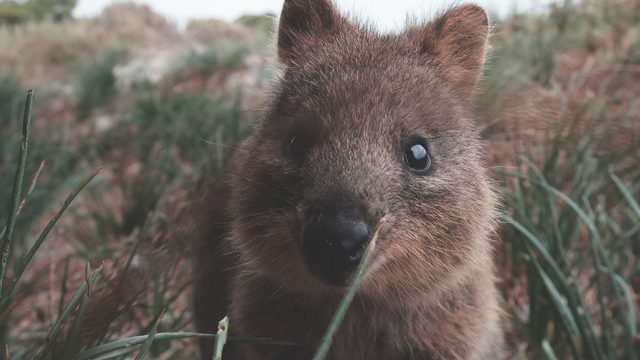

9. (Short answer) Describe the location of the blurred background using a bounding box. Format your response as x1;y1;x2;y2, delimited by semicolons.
0;0;638;359
73;0;558;29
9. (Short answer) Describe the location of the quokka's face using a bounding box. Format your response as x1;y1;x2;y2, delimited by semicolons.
229;0;497;297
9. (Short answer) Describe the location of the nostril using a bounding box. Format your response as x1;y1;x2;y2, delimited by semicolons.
302;204;372;282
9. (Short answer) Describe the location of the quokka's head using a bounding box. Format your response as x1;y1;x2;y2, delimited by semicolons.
229;0;497;299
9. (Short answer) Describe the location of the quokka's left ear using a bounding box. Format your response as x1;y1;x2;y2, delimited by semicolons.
277;0;352;66
406;4;490;101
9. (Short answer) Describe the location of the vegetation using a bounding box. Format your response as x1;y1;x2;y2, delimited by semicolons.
0;0;76;24
481;1;640;358
0;0;637;359
75;50;124;120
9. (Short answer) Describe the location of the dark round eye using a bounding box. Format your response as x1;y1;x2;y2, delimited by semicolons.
285;133;308;161
404;139;432;174
287;136;300;157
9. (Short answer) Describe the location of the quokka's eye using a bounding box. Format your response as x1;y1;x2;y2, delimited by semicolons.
286;136;300;157
403;138;432;174
285;133;307;160
285;125;316;161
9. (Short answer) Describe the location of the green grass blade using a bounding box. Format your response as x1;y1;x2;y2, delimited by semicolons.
61;260;99;358
503;212;604;357
531;258;582;353
92;347;139;360
614;274;638;337
501;214;566;283
312;217;385;360
34;263;102;360
16;159;46;217
529;169;635;355
611;273;638;358
0;167;100;313
541;339;559;360
73;332;216;360
134;309;165;360
60;285;92;358
213;316;229;360
0;90;33;297
610;172;640;218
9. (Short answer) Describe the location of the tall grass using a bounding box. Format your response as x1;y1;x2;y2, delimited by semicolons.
0;24;255;355
0;90;240;359
498;139;638;359
482;2;639;359
0;91;100;358
0;72;27;225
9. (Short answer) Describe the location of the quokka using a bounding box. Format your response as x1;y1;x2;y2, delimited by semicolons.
193;0;504;358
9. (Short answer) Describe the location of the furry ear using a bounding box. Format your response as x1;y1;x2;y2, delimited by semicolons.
277;0;348;65
407;5;490;101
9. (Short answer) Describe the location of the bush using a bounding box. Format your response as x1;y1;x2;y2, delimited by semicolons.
23;0;77;20
75;50;124;120
174;40;249;79
185;18;250;43
0;3;30;25
0;0;77;24
235;13;275;34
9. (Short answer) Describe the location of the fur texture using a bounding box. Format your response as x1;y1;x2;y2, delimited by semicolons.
194;1;504;359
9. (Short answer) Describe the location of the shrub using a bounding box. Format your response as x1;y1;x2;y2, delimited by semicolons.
174;40;249;79
75;50;124;120
0;3;30;25
0;0;76;24
235;13;275;34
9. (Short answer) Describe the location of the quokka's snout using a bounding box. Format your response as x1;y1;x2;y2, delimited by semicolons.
301;201;373;285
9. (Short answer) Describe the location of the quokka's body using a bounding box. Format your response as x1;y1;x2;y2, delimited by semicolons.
193;1;504;359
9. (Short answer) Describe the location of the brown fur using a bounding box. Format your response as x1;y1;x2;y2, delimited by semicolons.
194;1;504;358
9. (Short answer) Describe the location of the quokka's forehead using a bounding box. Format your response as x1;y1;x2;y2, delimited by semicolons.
283;64;443;113
291;37;437;83
276;72;463;134
271;35;473;135
283;50;447;109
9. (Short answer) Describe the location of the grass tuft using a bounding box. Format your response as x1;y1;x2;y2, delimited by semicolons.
0;90;32;297
498;143;638;359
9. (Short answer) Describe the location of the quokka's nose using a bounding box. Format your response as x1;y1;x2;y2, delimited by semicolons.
302;205;371;285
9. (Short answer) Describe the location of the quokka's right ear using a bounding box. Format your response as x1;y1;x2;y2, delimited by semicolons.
277;0;350;65
406;4;490;101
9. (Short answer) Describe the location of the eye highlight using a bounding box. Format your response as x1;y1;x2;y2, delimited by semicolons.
403;138;432;174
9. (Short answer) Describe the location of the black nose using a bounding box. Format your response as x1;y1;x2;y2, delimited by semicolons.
302;205;371;285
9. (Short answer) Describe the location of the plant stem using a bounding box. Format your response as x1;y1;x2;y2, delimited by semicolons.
0;90;33;298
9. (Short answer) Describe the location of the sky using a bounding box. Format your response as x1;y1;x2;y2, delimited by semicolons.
74;0;559;31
